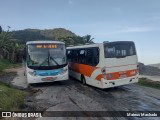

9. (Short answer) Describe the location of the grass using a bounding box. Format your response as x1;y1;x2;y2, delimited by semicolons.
138;78;160;90
0;59;26;111
0;59;21;72
0;81;27;111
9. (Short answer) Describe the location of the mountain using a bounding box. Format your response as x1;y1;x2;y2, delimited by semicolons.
139;62;160;76
148;63;160;69
12;28;76;43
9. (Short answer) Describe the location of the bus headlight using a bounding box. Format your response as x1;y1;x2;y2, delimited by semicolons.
101;67;106;75
61;68;68;75
28;71;36;76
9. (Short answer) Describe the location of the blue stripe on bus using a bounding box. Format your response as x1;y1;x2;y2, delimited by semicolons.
34;69;63;76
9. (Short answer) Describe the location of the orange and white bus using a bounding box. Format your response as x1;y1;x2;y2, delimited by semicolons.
67;41;139;89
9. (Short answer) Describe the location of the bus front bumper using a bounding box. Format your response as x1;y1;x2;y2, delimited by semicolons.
100;75;139;89
27;72;69;84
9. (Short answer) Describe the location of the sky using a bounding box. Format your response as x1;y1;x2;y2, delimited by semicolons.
0;0;160;65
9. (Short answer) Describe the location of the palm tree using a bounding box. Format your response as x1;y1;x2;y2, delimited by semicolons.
0;26;23;62
83;34;94;44
0;31;12;59
58;36;75;46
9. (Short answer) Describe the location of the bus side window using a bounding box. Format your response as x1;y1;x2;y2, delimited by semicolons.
93;48;99;66
67;50;71;62
79;49;86;64
70;50;74;62
86;48;94;66
86;48;99;66
72;50;78;63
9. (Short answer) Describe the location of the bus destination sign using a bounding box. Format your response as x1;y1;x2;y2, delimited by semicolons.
36;44;57;49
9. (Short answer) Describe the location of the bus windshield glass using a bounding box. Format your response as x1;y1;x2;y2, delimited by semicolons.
27;44;66;66
104;42;136;58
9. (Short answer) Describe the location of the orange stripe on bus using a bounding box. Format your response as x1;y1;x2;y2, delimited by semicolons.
69;62;138;81
95;74;103;81
69;62;97;77
95;69;138;81
108;69;137;80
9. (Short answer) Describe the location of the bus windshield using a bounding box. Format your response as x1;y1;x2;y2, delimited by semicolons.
104;42;136;58
27;44;66;67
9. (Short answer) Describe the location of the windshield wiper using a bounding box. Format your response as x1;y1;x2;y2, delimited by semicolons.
38;49;60;67
38;56;59;66
50;56;59;66
39;58;48;66
48;49;59;66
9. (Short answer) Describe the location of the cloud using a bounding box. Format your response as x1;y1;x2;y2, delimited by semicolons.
64;22;156;40
119;26;152;33
87;26;153;38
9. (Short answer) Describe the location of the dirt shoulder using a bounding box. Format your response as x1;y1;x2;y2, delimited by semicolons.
139;75;160;82
1;67;29;90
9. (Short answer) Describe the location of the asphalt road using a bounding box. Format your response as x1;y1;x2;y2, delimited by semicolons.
32;79;160;120
9;67;160;120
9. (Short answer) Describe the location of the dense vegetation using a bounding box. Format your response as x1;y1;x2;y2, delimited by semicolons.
0;26;94;63
12;28;75;43
0;27;23;63
12;28;94;45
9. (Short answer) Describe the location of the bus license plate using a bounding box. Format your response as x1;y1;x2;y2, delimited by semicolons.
42;77;57;81
119;74;126;79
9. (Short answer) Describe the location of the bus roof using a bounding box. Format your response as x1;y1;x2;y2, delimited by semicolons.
67;41;135;49
26;41;65;45
67;43;101;49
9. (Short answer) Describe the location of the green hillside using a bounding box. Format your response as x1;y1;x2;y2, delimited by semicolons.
12;28;76;43
11;28;94;46
0;27;94;63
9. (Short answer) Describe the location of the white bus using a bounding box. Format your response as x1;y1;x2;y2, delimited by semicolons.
67;41;139;89
23;41;68;84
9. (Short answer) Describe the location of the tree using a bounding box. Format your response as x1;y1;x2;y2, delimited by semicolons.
0;31;12;59
9;41;21;63
58;35;87;46
83;34;94;44
0;26;22;63
58;36;75;46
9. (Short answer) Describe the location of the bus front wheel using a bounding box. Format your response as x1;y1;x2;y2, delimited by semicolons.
81;75;86;85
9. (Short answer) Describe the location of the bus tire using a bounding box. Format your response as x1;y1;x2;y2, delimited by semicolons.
28;83;36;87
81;75;86;85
